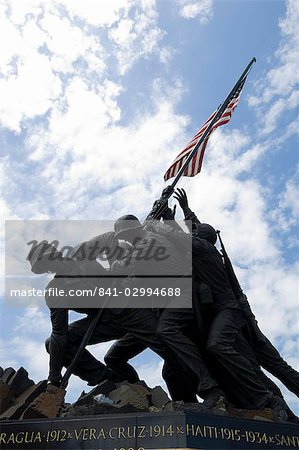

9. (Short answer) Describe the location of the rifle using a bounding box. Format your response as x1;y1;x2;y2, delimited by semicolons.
216;230;243;299
216;230;254;319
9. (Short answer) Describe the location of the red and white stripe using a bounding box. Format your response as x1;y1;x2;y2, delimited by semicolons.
164;82;245;181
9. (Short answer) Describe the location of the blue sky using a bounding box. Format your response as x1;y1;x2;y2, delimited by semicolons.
0;0;298;413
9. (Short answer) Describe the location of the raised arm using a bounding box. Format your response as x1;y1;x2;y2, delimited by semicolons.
173;188;201;233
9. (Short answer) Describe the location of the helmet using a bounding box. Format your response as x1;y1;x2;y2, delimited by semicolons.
27;241;62;274
114;215;143;238
193;223;217;245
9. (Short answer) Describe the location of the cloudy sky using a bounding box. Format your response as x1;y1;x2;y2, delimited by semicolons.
1;0;298;413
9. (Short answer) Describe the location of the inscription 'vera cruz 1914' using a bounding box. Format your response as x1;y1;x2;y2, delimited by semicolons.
1;412;299;450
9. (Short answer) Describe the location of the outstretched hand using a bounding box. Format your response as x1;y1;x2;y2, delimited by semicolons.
173;188;188;208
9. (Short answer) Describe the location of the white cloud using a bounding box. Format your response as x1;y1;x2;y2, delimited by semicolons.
261;90;299;135
136;357;166;389
14;307;51;335
1;0;128;28
176;0;214;22
0;0;166;131
14;76;188;221
0;4;66;131
39;12;106;74
108;3;164;74
1;0;45;26
248;0;299;135
204;128;255;176
271;168;299;232
159;46;176;65
244;263;299;332
0;52;62;131
62;0;130;28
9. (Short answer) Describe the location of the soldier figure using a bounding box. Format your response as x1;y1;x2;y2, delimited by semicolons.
29;187;298;421
29;219;222;408
173;188;298;416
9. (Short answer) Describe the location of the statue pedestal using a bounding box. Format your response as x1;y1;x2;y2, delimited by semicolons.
1;411;298;449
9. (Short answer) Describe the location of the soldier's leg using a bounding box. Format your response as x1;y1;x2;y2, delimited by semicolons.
233;331;283;397
104;317;207;402
162;361;198;402
104;334;145;383
108;307;222;405
105;333;199;402
63;314;124;385
206;309;273;409
104;309;166;383
108;309;191;379
245;322;299;398
157;308;220;397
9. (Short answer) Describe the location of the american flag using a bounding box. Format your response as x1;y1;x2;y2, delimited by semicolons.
164;77;247;181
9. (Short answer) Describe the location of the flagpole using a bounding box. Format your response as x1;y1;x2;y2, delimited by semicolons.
169;56;256;192
152;57;256;219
